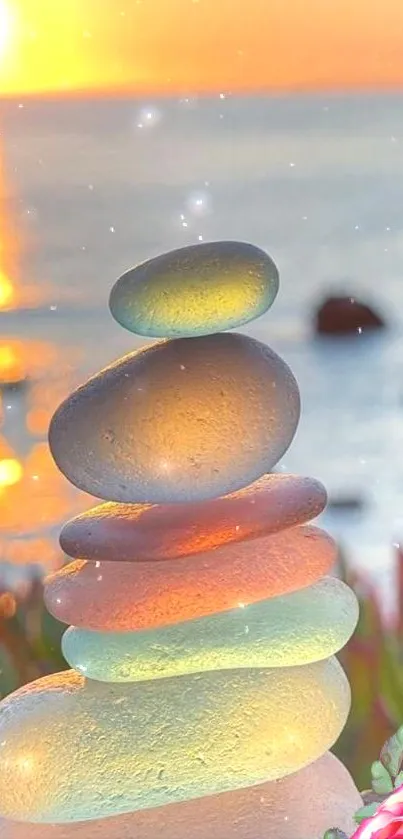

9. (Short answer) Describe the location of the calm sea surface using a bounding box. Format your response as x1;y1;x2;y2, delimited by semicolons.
0;93;402;605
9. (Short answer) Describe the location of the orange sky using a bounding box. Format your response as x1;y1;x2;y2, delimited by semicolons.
1;0;403;96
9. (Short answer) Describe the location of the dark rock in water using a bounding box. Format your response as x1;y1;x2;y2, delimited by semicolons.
327;495;366;513
315;296;385;336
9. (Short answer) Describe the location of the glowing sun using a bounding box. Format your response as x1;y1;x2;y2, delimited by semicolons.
0;1;11;58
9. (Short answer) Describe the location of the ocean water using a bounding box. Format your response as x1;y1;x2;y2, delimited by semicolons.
0;92;402;602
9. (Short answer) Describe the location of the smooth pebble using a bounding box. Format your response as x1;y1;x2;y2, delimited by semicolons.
59;473;327;562
109;241;279;338
45;525;337;631
0;661;350;823
0;752;362;839
62;577;358;681
49;333;300;504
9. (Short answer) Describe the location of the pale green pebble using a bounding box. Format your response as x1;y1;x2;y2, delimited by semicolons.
62;578;359;682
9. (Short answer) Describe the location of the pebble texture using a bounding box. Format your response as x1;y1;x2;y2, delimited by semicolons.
62;578;359;681
0;662;350;823
0;752;362;839
109;241;279;338
59;474;327;562
48;333;300;504
45;525;337;631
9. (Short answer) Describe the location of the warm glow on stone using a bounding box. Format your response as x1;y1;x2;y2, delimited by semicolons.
45;525;336;631
109;241;279;338
0;752;362;839
49;333;300;504
59;473;327;562
62;577;358;681
0;661;350;823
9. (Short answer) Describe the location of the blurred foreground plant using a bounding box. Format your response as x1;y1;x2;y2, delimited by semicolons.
0;573;67;699
334;546;403;789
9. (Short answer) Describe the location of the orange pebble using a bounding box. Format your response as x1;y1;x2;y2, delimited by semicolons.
59;474;327;563
46;525;336;630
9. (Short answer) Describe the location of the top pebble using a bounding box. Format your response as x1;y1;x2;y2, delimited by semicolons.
109;241;279;338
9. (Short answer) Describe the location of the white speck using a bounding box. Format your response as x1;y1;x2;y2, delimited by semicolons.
88;184;94;191
219;92;226;100
135;107;161;129
50;305;57;311
289;162;295;168
386;226;391;231
56;598;61;605
5;405;12;411
357;327;363;335
18;103;24;109
235;525;240;532
97;575;103;582
186;191;211;217
198;234;203;241
302;215;308;221
238;602;246;609
180;364;186;371
32;475;39;481
109;226;115;233
95;562;101;569
354;225;360;230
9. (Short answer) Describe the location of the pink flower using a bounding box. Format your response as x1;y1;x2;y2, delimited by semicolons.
352;787;403;839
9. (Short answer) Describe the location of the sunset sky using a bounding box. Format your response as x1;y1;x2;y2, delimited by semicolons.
1;0;403;96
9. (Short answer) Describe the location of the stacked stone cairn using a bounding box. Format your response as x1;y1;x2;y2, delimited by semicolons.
0;241;362;838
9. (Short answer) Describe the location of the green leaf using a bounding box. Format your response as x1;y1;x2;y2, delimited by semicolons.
354;803;379;824
381;726;403;780
0;645;19;699
323;830;349;839
371;760;394;795
377;644;403;727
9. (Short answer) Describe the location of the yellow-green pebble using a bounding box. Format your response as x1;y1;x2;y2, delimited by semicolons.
109;241;279;338
0;660;350;823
